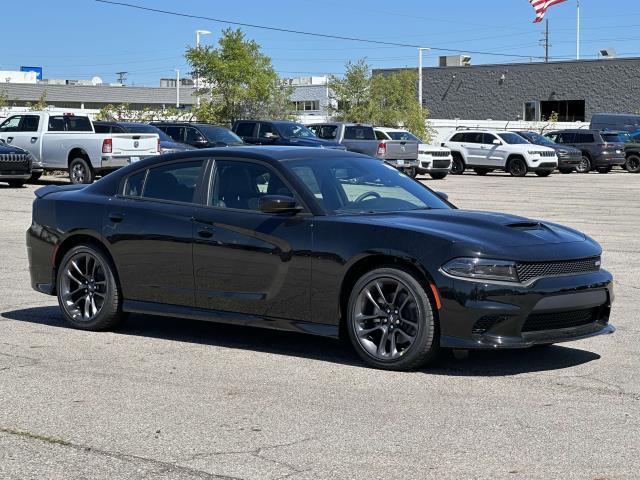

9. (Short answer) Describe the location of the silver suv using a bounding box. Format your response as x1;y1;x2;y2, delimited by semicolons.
444;129;558;177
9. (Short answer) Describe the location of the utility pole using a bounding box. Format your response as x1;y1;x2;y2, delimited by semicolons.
116;71;127;85
540;19;550;63
174;69;180;108
418;48;430;110
576;0;581;60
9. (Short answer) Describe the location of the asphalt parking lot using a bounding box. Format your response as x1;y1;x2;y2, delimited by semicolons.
1;171;638;480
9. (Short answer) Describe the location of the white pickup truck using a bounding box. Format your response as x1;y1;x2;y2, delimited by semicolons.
0;112;159;184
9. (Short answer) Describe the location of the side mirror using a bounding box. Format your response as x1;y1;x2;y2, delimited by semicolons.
259;195;302;214
492;139;502;145
435;191;449;201
194;135;208;145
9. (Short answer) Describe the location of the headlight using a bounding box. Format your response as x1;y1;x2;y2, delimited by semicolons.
602;151;610;155
558;150;568;156
442;258;519;282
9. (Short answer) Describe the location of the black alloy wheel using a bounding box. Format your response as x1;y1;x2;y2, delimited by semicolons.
508;158;528;177
450;156;465;175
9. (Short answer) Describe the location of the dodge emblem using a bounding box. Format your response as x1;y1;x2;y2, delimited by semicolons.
134;140;139;148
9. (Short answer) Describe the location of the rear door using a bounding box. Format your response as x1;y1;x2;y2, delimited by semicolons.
192;158;312;320
104;158;208;307
163;126;187;144
234;121;259;144
459;132;485;166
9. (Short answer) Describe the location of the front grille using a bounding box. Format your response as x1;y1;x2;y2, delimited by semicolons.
522;307;601;332
540;151;556;158
516;257;600;283
432;159;451;168
423;151;450;158
0;153;31;173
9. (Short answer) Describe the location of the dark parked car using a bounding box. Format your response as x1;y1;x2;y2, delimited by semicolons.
151;122;244;148
0;140;32;187
590;113;640;133
545;129;626;173
232;120;346;150
608;131;640;173
514;131;582;174
27;147;614;370
94;121;195;154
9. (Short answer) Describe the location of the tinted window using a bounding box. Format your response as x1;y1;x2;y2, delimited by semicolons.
197;125;243;145
387;131;421;142
312;125;337;140
464;132;483;144
142;161;204;203
375;131;388;140
211;161;293;211
20;115;40;132
344;126;375;140
576;133;595;143
601;133;624;143
258;123;277;139
164;126;185;142
449;133;464;142
0;116;22;132
497;133;529;145
235;122;256;137
48;116;66;131
276;123;316;139
186;127;205;144
93;123;111;134
483;133;499;144
66;116;93;132
124;170;146;197
556;132;575;143
519;131;555;146
287;157;451;213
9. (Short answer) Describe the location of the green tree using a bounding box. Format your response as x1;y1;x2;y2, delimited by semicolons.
329;59;431;141
185;28;292;125
27;92;48;111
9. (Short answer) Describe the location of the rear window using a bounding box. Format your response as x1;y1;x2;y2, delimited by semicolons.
601;133;624;143
93;124;111;133
344;126;375;140
47;116;93;132
449;133;464;142
142;161;204;203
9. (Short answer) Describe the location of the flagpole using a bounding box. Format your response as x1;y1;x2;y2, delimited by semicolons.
576;0;581;60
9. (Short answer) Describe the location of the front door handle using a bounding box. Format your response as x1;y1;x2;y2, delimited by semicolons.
7;137;13;143
31;137;38;143
197;227;214;238
109;213;125;223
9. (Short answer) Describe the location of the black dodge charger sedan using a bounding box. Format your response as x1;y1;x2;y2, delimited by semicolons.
26;147;614;370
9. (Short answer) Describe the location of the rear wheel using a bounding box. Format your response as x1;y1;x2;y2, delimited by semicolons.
429;172;448;180
69;157;94;184
450;155;465;175
507;157;528;177
347;267;439;371
8;180;26;188
576;156;592;173
535;170;552;177
626;154;640;173
56;245;124;331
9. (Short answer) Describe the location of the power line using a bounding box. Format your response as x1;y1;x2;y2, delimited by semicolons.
94;0;549;60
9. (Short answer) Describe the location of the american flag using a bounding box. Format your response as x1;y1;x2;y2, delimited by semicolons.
529;0;568;23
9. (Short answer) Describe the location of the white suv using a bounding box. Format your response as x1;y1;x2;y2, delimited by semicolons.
375;127;452;179
443;129;558;177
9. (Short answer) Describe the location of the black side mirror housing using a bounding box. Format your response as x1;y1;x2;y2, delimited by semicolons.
435;191;449;201
259;195;302;214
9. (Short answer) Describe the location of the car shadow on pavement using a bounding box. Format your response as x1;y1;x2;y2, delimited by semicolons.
3;305;601;376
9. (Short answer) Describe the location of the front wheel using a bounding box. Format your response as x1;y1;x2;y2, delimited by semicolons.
347;267;439;371
508;158;528;177
69;157;94;184
576;156;592;173
535;170;552;177
404;167;417;178
28;171;43;183
57;245;124;331
450;155;465;175
429;172;448;180
625;154;640;173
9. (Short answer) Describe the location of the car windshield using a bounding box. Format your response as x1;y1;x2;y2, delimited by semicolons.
276;123;317;139
198;125;244;145
122;123;172;142
386;131;421;142
286;156;451;214
498;133;529;145
601;133;625;143
519;131;555;146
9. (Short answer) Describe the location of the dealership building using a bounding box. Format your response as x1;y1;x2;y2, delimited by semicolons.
376;56;640;122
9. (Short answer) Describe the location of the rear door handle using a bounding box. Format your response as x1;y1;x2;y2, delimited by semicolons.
109;213;125;223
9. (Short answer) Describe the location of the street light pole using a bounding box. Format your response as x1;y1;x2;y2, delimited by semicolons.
195;29;211;106
174;69;180;108
418;48;431;110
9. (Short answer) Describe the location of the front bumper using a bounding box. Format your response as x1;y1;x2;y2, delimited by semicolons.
0;172;31;180
437;269;615;349
558;155;581;168
416;157;453;174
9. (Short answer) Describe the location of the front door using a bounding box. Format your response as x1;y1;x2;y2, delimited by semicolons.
192;159;312;321
5;115;43;162
103;159;208;307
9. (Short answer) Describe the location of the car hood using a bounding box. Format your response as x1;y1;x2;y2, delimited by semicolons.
286;137;344;149
0;143;29;154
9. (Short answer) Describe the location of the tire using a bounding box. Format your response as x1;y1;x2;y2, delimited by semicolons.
559;167;574;174
405;167;417;178
535;170;552;177
507;157;528;177
28;171;43;183
474;168;489;176
69;157;94;184
576;156;592;173
626;154;640;173
429;172;447;180
450;155;465;175
56;245;124;331
346;267;439;371
7;180;26;188
596;166;612;174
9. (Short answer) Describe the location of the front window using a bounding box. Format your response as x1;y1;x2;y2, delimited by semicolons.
498;133;529;145
386;131;421;142
142;161;204;203
310;125;337;140
344;126;375;140
275;123;316;139
287;157;451;213
0;116;22;132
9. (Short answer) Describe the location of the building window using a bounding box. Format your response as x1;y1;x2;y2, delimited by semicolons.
540;100;585;122
524;101;537;121
292;100;320;111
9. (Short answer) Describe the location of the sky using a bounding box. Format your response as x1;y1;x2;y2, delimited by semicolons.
2;0;639;86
